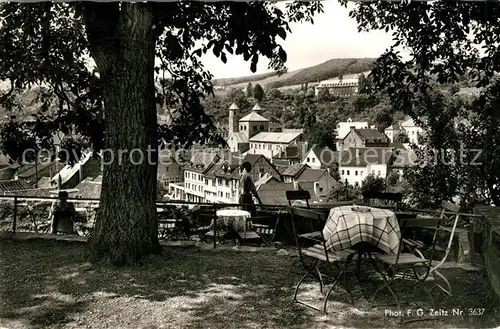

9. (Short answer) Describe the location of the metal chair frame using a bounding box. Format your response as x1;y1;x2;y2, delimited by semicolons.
371;200;460;324
288;206;357;314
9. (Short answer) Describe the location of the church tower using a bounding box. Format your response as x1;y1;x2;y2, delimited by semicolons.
228;103;238;134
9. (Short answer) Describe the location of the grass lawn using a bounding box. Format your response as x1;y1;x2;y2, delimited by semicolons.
1;239;500;329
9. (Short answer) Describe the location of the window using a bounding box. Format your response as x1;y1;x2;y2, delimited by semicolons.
347;170;350;175
268;144;271;150
355;182;359;187
259;167;264;173
307;157;310;162
378;170;381;176
205;179;208;185
341;170;345;175
361;171;364;176
372;170;375;175
355;171;358;176
253;125;257;131
319;187;323;192
312;158;315;163
259;144;261;149
260;125;264;130
212;180;215;187
225;179;229;187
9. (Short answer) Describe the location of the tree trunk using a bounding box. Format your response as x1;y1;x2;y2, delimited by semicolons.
83;3;160;265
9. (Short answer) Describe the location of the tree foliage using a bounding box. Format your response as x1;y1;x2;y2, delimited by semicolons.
253;83;264;103
327;180;361;202
0;2;324;264
245;82;253;98
361;174;386;194
344;1;500;208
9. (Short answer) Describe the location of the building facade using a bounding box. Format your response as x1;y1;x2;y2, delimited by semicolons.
340;127;391;149
315;78;359;97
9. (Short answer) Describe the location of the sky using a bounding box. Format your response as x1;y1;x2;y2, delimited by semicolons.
202;1;396;79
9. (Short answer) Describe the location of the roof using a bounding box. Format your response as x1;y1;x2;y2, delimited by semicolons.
242;153;262;166
256;180;319;205
239;111;269;122
339;148;395;168
37;177;52;188
272;159;291;167
255;173;279;188
230;132;248;144
252;103;262;111
229;103;239;110
400;117;421;128
275;165;288;174
308;146;343;166
249;132;302;144
317;78;358;87
75;176;102;199
0;153;12;166
187;151;219;171
17;161;54;179
385;122;402;131
214;160;240;180
282;129;304;134
350;129;390;144
336;120;369;140
0;179;34;193
51;152;93;186
389;142;406;150
296;168;328;183
282;163;309;178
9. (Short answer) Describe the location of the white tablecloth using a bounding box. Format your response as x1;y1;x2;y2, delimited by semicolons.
323;205;401;254
216;209;251;232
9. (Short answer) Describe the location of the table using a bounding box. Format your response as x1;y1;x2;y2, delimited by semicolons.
216;209;251;232
323;205;401;255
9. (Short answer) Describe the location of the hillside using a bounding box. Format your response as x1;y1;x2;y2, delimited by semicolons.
212;57;376;89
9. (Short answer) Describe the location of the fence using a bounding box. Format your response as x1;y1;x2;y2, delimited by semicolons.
0;195;485;251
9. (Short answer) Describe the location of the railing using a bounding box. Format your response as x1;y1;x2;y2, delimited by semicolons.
0;195;485;252
0;195;293;234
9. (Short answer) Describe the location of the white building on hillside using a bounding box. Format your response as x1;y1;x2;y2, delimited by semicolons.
315;78;358;97
226;103;307;159
335;118;370;143
338;148;395;187
400;117;423;144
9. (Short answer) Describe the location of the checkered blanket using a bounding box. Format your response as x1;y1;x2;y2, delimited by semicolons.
323;206;401;254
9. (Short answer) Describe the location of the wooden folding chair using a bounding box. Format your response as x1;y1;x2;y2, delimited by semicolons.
250;210;283;246
191;205;228;248
371;200;461;323
157;206;185;240
286;190;311;208
288;206;357;314
362;191;403;210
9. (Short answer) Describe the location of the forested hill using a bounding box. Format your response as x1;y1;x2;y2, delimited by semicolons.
212;58;376;90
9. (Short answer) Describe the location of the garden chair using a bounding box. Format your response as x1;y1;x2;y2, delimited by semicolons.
191;205;230;248
288;206;357;314
371;200;461;323
286;190;311;208
157;206;183;240
249;210;282;246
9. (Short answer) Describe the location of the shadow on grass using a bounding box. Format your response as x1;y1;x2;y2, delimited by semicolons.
1;238;500;329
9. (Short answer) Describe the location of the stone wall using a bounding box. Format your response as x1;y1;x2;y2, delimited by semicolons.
474;205;500;299
0;201;52;231
0;200;88;232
